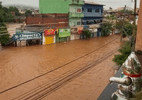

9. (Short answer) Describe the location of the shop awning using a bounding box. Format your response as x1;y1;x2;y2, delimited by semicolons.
44;29;56;36
59;29;71;37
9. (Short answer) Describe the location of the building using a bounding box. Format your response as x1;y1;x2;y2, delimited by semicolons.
82;1;104;28
19;9;26;14
69;0;84;40
81;1;104;37
32;9;39;15
39;0;84;27
39;0;70;14
39;0;84;41
136;0;142;51
26;14;69;28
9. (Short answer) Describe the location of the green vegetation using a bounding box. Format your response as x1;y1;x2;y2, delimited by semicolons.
116;20;134;37
0;4;12;45
101;15;117;36
9;6;21;16
101;22;113;36
82;29;91;39
119;10;133;14
113;42;131;66
0;7;14;23
25;10;32;16
0;25;10;44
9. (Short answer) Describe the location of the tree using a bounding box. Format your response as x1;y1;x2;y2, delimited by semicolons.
25;10;32;16
0;24;10;45
119;9;133;14
9;6;21;16
116;20;135;42
113;41;131;66
0;4;12;46
82;29;91;39
0;6;14;23
101;15;117;36
101;22;112;36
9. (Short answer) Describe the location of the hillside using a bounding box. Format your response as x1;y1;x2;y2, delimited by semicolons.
3;4;38;10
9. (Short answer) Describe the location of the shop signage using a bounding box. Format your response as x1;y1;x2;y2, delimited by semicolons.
59;29;71;37
13;32;42;41
78;29;83;34
44;29;57;36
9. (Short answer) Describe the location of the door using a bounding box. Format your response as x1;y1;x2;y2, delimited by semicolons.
45;36;54;44
56;34;67;43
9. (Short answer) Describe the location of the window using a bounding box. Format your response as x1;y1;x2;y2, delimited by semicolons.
77;8;81;13
77;21;81;25
82;8;84;12
95;9;99;13
88;8;92;12
87;21;91;25
82;21;85;25
101;9;103;13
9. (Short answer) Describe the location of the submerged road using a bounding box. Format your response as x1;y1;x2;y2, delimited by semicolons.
0;35;121;99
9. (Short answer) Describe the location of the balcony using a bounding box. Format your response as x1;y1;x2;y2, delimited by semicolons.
69;0;84;5
69;13;84;18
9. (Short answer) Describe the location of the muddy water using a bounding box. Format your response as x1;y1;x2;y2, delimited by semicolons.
0;35;120;99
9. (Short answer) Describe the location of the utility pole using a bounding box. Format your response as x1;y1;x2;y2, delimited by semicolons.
0;42;2;50
120;5;127;42
132;0;137;52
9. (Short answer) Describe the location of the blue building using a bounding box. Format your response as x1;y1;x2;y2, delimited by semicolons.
82;1;104;36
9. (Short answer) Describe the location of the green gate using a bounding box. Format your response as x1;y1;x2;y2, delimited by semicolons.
56;34;67;43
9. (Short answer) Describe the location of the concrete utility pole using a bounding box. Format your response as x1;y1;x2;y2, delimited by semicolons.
120;5;127;42
0;42;2;50
132;0;137;52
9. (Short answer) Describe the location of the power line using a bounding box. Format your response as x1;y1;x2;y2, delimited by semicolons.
0;37;119;95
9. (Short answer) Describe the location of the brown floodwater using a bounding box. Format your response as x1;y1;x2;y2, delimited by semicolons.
0;35;120;100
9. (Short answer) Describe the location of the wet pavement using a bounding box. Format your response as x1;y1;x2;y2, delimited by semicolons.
0;35;121;100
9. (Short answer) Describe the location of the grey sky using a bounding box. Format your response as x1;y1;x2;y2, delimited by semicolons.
0;0;140;9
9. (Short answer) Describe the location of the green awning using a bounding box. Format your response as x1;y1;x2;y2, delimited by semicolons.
59;29;71;37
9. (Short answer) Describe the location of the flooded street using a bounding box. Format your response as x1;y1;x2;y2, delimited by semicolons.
0;35;121;100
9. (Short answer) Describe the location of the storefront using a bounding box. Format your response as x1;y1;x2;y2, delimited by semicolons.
43;29;57;45
70;26;83;40
13;32;42;47
56;29;71;43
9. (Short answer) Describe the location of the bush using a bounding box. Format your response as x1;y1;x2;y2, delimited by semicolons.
82;29;91;39
101;22;112;36
113;41;131;66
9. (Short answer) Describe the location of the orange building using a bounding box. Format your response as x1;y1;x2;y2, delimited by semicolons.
136;0;142;51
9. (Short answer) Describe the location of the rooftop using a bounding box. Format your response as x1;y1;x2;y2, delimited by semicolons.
84;1;105;6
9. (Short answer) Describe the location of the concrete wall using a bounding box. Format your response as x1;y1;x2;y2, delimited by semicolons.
6;23;23;37
26;14;69;28
136;0;142;51
39;0;70;14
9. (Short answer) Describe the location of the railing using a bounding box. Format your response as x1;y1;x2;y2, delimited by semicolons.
69;0;84;5
69;13;84;18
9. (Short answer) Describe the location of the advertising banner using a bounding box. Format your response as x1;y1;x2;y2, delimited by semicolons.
59;29;71;37
77;26;83;34
78;29;83;34
44;29;56;36
13;32;42;41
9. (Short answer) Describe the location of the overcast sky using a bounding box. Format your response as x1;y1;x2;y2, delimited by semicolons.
1;0;140;9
